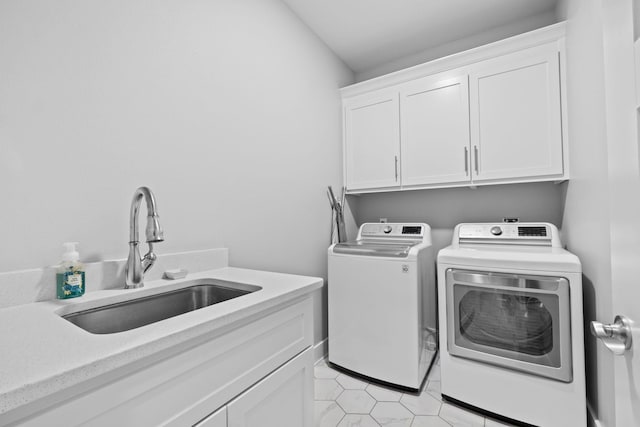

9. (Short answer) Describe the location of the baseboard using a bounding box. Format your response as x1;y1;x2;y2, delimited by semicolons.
313;338;328;364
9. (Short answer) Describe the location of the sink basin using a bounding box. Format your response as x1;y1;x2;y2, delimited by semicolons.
62;279;261;334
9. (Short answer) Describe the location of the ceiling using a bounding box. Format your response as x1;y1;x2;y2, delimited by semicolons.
281;0;561;76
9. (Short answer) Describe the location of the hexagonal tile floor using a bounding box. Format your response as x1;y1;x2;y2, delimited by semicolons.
313;356;519;427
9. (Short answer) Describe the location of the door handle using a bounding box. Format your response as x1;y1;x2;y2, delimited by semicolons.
590;315;633;355
474;146;479;175
394;156;399;182
464;147;469;175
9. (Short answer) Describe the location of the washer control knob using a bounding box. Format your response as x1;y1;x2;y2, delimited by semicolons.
383;225;393;234
490;226;503;236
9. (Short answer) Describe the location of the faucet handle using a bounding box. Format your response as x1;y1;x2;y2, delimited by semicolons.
141;247;158;274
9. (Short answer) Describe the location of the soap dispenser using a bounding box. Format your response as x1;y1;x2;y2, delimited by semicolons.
56;242;85;299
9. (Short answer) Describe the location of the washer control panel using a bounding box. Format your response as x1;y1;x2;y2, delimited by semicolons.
359;223;427;239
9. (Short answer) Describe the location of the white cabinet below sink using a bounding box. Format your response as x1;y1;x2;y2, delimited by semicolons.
226;349;312;427
11;298;314;427
195;407;226;427
195;349;312;427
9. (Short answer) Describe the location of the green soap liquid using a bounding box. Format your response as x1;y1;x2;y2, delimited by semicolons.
56;270;85;299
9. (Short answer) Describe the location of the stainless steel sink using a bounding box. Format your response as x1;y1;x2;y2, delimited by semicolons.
62;279;261;334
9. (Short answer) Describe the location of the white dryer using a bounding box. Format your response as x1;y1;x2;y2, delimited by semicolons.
328;223;437;390
438;223;586;427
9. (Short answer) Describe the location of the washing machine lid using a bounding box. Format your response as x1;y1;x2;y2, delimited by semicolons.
332;239;421;258
333;222;431;257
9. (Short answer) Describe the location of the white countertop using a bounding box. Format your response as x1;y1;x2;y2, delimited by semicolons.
0;267;323;420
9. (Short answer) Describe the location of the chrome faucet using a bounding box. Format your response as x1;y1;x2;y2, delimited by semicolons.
125;186;164;289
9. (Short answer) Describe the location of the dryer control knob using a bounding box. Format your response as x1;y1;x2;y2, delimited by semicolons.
490;226;503;236
383;225;393;234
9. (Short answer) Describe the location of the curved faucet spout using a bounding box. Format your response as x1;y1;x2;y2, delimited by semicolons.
125;187;164;289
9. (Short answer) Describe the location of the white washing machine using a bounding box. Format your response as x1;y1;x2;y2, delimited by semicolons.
328;222;437;390
437;222;586;427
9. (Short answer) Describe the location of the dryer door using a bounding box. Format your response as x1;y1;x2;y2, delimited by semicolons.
445;269;573;382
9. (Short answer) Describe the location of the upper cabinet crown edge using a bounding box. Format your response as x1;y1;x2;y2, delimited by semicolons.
340;22;566;98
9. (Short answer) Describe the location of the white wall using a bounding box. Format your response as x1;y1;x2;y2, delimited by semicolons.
559;0;615;425
0;0;353;277
356;11;559;82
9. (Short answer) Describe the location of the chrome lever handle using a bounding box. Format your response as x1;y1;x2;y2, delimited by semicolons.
590;315;633;355
141;243;157;274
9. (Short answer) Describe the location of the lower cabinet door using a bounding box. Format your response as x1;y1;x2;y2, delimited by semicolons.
194;407;226;427
227;348;313;427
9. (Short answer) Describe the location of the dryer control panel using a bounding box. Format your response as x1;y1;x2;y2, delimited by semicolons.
456;223;561;247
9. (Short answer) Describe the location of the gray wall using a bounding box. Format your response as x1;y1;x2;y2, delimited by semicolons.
356;11;560;82
560;0;632;425
351;182;566;253
556;0;640;424
0;0;355;355
0;0;354;279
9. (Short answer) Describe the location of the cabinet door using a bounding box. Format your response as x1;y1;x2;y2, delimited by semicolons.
469;42;564;182
194;407;226;427
227;348;313;427
344;90;400;191
400;74;471;186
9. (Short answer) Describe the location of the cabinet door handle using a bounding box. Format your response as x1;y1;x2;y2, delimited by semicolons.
474;146;479;175
394;156;399;181
464;147;469;175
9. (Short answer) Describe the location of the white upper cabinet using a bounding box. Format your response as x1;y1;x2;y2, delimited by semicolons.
340;23;567;193
400;73;471;187
343;89;400;191
469;42;563;182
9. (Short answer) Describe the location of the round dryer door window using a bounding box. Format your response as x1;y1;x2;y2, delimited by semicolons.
459;290;555;357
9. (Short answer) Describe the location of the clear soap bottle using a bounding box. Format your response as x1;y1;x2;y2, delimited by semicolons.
56;242;85;299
